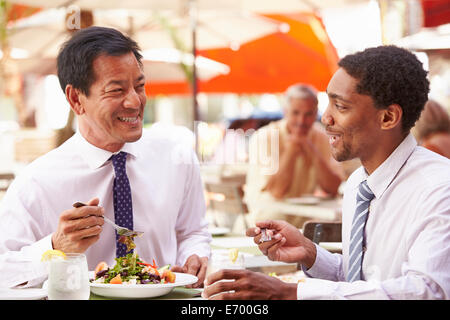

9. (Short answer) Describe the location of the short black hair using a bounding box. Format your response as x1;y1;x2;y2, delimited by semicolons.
57;26;143;96
338;45;430;132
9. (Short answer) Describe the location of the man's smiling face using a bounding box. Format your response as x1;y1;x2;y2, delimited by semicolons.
321;67;383;163
77;52;146;152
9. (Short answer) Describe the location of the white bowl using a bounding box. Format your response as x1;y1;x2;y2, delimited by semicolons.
89;272;197;299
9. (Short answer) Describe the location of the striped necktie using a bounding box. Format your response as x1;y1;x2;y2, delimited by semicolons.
111;151;134;257
347;180;375;282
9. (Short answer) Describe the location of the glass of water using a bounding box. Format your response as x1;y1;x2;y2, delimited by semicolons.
207;249;245;275
204;249;245;298
47;253;90;300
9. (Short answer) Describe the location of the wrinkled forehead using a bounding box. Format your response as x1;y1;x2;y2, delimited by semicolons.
91;52;145;86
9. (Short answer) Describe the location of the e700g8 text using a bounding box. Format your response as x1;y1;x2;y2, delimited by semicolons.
225;304;269;315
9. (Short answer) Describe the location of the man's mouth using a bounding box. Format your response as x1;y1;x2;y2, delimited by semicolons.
117;115;140;124
326;129;342;146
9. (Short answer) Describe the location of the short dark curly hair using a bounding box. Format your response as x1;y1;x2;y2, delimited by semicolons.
338;45;430;132
57;26;143;97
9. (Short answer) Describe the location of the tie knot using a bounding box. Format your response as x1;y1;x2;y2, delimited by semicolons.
357;180;375;202
110;151;128;172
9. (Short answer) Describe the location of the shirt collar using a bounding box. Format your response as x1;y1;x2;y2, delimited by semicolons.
73;131;141;170
360;133;417;199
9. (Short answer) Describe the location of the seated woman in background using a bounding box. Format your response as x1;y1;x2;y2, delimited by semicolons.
413;99;450;158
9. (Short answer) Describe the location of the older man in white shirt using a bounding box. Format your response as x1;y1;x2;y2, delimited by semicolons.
202;45;450;300
0;26;211;288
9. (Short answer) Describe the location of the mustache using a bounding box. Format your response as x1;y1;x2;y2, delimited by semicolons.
325;126;342;134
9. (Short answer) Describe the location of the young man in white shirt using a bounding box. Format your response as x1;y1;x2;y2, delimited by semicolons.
0;27;211;288
202;45;450;299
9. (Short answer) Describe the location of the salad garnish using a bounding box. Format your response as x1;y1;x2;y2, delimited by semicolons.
92;252;176;285
118;234;137;253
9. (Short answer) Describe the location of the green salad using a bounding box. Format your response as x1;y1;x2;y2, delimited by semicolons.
91;252;175;285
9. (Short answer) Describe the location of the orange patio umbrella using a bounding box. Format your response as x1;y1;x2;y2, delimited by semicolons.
146;12;339;96
6;4;41;22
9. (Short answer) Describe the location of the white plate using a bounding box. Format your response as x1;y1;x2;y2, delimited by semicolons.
0;288;47;300
285;196;320;205
90;272;197;299
208;227;231;236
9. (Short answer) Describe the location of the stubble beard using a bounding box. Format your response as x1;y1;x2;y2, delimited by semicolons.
332;141;354;162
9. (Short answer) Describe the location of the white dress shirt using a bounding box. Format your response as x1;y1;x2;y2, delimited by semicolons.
299;134;450;299
0;123;211;288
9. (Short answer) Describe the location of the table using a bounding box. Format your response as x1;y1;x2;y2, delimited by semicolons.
88;234;301;300
4;233;330;300
264;197;342;221
210;235;298;274
90;287;203;300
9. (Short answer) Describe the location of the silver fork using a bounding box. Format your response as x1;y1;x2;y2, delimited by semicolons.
72;202;143;237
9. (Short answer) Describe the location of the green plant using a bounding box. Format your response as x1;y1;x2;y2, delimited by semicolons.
0;0;9;47
0;0;11;98
155;13;194;86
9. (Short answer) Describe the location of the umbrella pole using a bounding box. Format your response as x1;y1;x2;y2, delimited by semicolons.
190;0;200;159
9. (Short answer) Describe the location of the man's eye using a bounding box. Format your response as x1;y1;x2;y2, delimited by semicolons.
335;104;346;111
109;88;123;93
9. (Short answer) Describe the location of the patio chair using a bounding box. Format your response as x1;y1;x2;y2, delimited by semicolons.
204;181;250;230
0;173;15;192
302;220;342;253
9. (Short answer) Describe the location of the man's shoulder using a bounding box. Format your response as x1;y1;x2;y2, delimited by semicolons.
408;146;450;186
25;135;77;171
10;136;78;190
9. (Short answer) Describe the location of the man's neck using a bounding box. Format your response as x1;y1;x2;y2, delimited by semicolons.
78;125;124;153
362;131;409;175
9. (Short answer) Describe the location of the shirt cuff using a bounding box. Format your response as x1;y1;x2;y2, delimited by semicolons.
302;244;342;281
297;245;346;300
297;277;341;300
2;234;53;288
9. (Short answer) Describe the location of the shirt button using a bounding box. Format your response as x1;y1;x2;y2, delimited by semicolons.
363;246;367;252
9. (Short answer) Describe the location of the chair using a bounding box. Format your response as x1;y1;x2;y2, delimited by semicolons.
302;220;342;253
204;181;250;230
0;173;15;192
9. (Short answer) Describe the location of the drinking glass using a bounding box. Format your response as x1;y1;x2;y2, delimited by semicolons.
207;250;245;275
205;249;245;297
47;253;90;300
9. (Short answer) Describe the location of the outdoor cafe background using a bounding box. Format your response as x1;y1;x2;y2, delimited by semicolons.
1;0;449;233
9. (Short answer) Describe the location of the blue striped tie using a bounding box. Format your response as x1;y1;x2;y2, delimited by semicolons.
111;151;134;258
347;180;375;282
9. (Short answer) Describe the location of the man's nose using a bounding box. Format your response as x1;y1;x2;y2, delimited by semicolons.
321;107;333;126
296;113;307;125
123;89;142;109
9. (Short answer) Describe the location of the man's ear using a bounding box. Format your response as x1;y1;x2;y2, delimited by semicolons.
379;104;403;130
65;85;85;115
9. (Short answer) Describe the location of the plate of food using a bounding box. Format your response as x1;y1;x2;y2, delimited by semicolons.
285;196;321;205
90;253;197;299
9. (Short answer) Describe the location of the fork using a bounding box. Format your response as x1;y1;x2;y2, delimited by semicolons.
72;202;143;237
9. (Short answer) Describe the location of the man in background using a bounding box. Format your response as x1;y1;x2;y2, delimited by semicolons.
245;83;344;228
